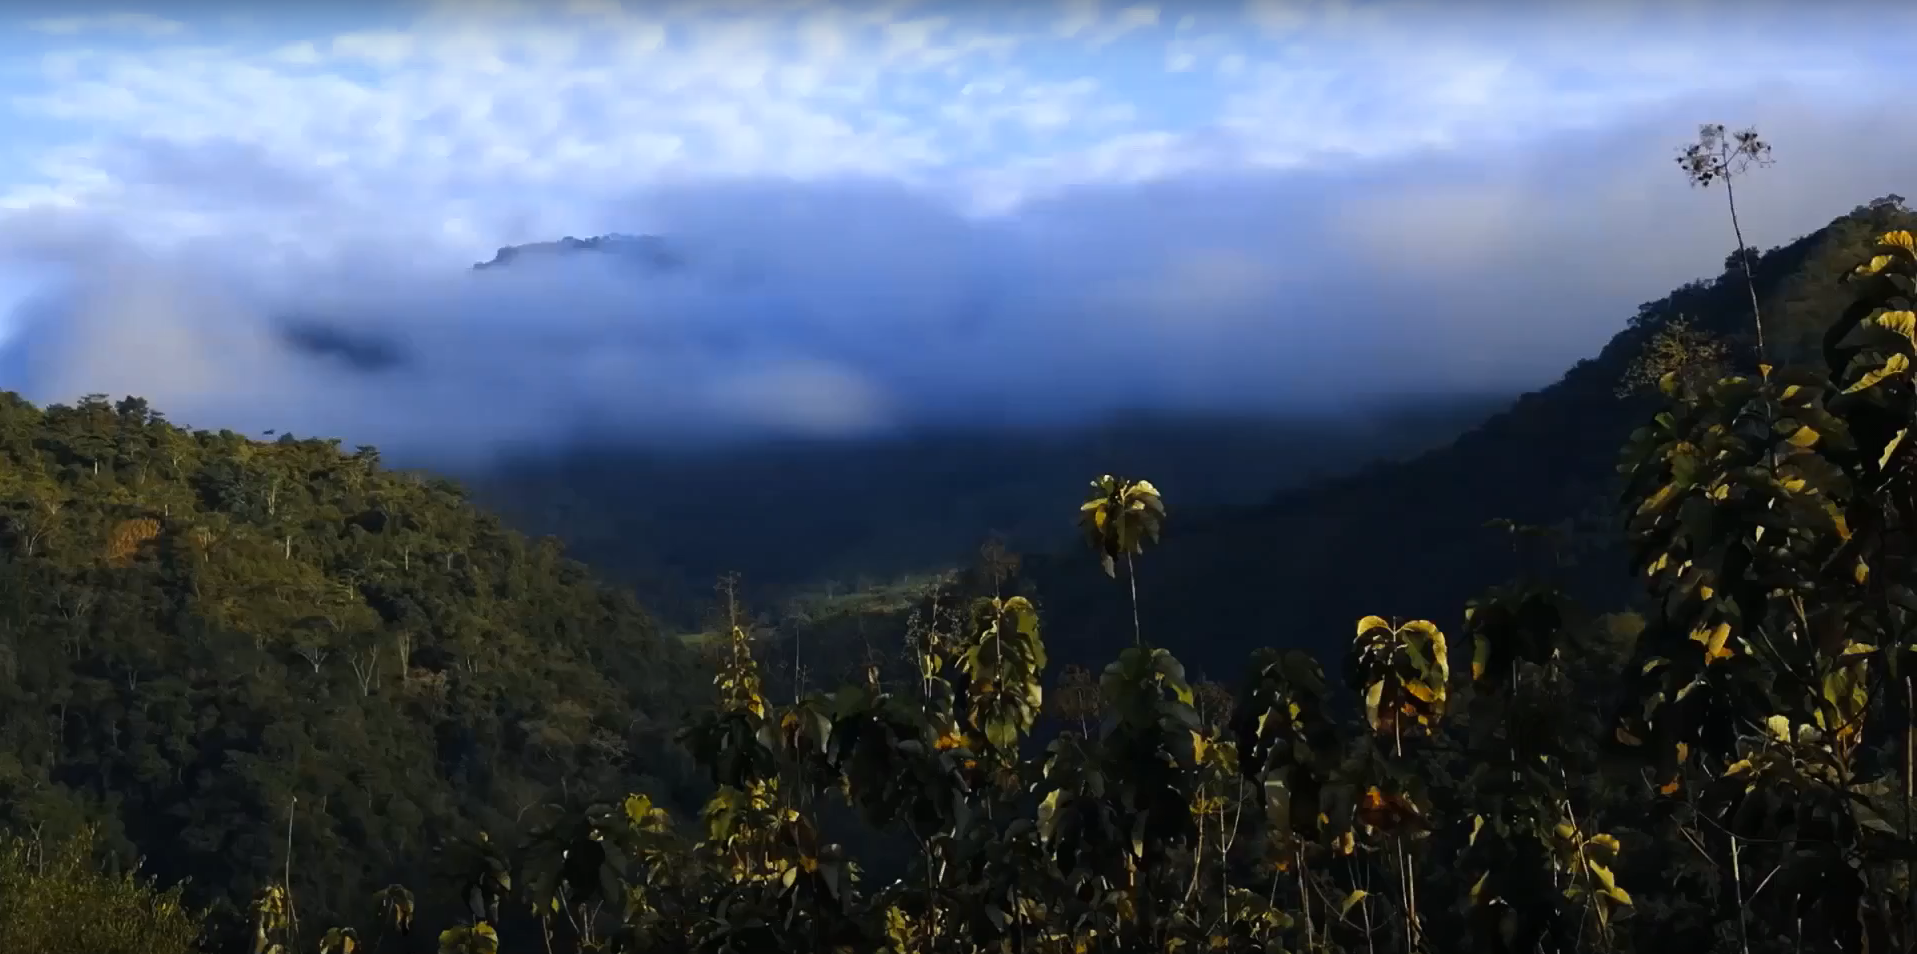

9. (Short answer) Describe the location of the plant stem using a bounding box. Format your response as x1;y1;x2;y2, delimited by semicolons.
1906;675;1916;943
1731;834;1752;954
1126;550;1142;647
284;795;300;948
1723;174;1767;362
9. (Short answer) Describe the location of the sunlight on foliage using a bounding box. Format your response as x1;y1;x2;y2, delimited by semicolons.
1077;474;1165;579
1615;314;1732;400
0;827;202;954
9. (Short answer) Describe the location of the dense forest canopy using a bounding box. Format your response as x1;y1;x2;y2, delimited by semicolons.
0;393;709;947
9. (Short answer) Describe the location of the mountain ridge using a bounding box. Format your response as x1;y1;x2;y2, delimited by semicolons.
1023;195;1917;677
471;232;685;272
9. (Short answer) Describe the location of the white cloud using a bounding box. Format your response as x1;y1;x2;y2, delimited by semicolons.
3;0;1893;258
0;0;1911;457
331;32;418;69
1085;4;1159;48
1052;0;1101;39
26;12;185;37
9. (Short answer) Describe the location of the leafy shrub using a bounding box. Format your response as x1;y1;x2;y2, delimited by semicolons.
0;826;202;954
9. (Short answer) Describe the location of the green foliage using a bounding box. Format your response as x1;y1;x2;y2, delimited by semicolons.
0;393;706;947
959;595;1045;753
1078;475;1165;580
1348;616;1449;744
1615;315;1732;400
0;825;202;954
1607;227;1917;952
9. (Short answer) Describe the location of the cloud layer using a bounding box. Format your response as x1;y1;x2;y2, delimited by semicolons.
0;1;1912;462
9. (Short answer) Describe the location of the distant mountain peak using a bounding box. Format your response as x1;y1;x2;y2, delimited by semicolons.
472;233;685;272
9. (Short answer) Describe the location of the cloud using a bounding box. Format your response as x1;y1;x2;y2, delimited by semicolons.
26;13;186;37
0;1;1910;464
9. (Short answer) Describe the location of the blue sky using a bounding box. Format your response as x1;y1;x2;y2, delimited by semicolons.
0;0;1913;457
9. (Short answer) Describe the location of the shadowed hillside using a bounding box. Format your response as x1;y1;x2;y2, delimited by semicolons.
1025;196;1917;676
468;400;1506;627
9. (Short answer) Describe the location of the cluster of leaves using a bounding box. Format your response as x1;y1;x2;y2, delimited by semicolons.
1612;229;1917;952
1615;316;1733;401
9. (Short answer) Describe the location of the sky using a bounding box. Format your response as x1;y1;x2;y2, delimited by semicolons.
0;0;1912;461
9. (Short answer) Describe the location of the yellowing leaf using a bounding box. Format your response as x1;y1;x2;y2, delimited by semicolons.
1788;426;1821;448
1765;714;1790;741
1338;889;1370;918
1844;352;1912;393
1824;499;1853;540
1362;680;1385;730
1637;483;1679;514
1883;428;1910;470
1876;310;1917;343
1690;622;1734;661
1885;230;1917;253
1335;830;1356;855
1856;558;1871;584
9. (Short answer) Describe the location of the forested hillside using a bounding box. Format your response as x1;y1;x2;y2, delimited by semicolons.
0;394;708;946
1026;196;1917;676
467;368;1506;629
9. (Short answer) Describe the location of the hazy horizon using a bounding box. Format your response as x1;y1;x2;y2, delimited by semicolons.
0;0;1911;461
